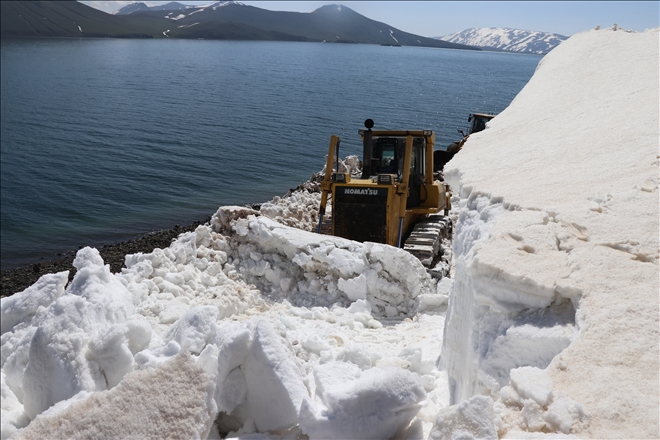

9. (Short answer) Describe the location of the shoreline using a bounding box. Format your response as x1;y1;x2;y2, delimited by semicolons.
1;183;310;299
0;216;216;298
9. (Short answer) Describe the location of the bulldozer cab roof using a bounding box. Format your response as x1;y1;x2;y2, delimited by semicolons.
359;129;434;138
470;113;495;120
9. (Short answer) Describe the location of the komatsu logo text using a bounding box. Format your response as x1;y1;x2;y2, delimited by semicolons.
344;188;379;195
338;187;387;197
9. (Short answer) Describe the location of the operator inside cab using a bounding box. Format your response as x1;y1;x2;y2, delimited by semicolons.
375;140;399;174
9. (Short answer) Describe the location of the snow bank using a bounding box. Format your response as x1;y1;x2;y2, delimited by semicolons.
1;199;445;438
212;207;434;317
442;27;659;438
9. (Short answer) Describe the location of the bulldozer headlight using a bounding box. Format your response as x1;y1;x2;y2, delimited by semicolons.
332;173;346;183
377;174;393;185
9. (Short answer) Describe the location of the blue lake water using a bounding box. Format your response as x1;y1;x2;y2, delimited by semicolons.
1;38;541;270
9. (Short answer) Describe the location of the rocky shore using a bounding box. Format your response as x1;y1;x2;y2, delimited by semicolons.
0;217;213;298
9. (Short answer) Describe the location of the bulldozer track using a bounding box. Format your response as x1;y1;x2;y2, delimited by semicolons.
403;213;452;278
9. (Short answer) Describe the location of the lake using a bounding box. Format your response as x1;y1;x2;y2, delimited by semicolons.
0;38;541;270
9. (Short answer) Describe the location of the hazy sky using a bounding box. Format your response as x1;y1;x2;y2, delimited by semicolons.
81;1;659;37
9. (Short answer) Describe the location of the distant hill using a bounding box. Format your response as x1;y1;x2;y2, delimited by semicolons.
438;28;568;54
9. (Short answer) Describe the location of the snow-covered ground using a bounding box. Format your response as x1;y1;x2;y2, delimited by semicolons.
1;27;658;439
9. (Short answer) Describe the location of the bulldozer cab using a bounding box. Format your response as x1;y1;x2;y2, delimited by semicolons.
373;138;398;174
467;113;495;134
435;112;497;174
369;135;427;208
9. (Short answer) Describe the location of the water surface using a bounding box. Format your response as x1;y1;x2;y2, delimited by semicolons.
1;38;541;269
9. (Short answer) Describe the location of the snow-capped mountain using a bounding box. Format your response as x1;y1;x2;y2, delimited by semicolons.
439;28;568;55
115;1;244;15
114;2;151;15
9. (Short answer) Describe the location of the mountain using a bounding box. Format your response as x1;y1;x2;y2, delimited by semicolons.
0;0;165;38
120;2;479;49
0;1;478;51
439;28;568;55
114;2;151;15
115;2;193;15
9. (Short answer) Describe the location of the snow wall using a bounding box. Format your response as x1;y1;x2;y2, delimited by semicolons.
441;27;659;438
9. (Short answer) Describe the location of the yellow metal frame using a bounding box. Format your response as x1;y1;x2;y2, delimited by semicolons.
318;131;450;247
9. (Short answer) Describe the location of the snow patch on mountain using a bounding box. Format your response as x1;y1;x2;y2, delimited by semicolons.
439;28;568;55
115;1;244;15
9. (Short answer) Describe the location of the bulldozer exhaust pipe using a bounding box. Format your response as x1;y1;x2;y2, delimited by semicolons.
361;119;374;179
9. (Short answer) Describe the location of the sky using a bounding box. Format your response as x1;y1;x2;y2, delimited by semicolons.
80;1;660;37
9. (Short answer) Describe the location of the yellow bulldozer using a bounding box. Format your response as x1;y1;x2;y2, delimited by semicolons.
317;119;452;276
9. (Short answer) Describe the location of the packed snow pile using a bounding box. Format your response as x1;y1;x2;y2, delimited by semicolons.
442;27;658;438
212;205;435;316
1;204;450;439
1;27;658;440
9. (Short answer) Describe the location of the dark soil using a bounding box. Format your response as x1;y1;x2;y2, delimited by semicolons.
1;218;211;298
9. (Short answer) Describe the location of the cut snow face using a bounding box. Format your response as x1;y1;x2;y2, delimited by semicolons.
1;27;658;440
442;27;658;438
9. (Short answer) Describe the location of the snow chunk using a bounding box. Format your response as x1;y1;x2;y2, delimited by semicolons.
19;248;136;419
16;353;216;439
510;367;554;407
1;271;68;335
211;205;260;234
220;215;434;317
211;322;250;413
545;393;589;434
234;319;308;432
300;366;425;439
165;305;219;355
429;395;499;440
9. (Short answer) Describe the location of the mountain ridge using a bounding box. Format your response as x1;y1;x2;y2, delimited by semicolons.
1;1;167;38
115;1;204;15
123;2;478;49
0;1;477;50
